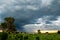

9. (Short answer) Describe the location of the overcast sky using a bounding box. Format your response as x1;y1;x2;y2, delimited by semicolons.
0;0;60;32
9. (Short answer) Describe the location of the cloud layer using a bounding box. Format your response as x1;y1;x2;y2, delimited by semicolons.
0;0;53;13
23;16;60;32
0;0;60;32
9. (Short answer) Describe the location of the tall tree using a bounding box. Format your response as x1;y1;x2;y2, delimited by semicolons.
1;17;16;32
1;22;8;32
4;17;16;32
4;17;15;24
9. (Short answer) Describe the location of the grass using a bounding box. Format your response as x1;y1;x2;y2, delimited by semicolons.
0;32;60;40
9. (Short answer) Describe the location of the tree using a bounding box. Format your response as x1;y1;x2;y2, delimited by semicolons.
4;17;16;32
58;30;60;34
1;17;16;32
4;17;15;24
37;30;41;34
8;24;16;32
1;22;8;32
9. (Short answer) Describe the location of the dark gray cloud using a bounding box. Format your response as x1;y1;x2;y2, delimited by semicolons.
0;0;60;32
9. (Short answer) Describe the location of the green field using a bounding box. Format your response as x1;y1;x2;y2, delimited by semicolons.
0;32;60;40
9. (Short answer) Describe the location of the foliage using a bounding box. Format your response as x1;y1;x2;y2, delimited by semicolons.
0;17;16;32
0;32;8;40
0;32;60;40
4;17;15;24
1;22;7;32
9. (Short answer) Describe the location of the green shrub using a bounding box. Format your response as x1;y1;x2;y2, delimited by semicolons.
0;32;60;40
1;32;8;40
36;36;40;40
24;36;28;40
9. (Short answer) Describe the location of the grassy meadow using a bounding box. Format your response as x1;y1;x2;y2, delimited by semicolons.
0;32;60;40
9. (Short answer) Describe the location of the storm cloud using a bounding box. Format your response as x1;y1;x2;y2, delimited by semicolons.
0;0;60;32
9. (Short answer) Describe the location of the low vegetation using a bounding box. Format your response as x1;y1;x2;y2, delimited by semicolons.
0;32;60;40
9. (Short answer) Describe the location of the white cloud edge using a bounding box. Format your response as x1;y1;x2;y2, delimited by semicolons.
23;16;60;32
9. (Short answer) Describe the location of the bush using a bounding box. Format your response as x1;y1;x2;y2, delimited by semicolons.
36;36;40;40
1;32;8;40
24;36;28;40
